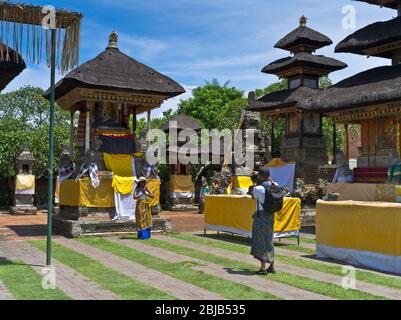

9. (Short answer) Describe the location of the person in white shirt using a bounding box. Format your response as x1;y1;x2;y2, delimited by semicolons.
250;167;277;275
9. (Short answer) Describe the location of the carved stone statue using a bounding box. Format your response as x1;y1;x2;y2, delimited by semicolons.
332;151;354;183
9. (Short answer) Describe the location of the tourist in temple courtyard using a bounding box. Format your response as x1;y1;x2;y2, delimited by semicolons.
134;177;155;240
249;168;283;275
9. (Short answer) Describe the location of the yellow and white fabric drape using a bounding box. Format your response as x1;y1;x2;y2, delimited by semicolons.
15;175;35;195
112;175;136;221
147;179;161;207
104;153;136;177
316;200;401;274
170;175;195;199
204;195;301;239
232;176;253;194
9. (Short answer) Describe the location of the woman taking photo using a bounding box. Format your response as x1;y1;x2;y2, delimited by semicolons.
134;177;154;240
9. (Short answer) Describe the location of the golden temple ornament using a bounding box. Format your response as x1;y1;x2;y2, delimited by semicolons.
108;31;119;49
299;15;308;27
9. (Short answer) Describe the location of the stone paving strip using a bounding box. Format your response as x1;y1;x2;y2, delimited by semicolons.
0;241;120;300
110;238;331;300
55;238;225;300
0;280;15;300
278;238;316;250
153;235;401;300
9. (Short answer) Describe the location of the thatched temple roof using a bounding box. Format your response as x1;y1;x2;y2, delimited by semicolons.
302;64;401;112
45;35;185;101
262;52;347;75
0;44;26;91
335;17;401;58
248;86;320;112
160;113;202;132
275;18;332;52
354;0;399;9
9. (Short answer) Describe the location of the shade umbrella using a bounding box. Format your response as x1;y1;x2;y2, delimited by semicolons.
0;1;82;265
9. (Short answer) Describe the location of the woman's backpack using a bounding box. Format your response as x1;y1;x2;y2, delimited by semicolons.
261;182;284;214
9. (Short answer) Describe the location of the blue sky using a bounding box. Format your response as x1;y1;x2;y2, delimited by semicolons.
4;0;395;117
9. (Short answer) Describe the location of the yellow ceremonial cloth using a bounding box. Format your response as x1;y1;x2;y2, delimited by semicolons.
103;153;133;177
267;158;296;167
232;176;253;190
59;180;80;206
15;175;35;190
396;186;401;203
112;176;134;195
59;178;114;208
147;179;161;207
97;129;131;136
170;175;195;193
316;200;401;256
204;195;301;235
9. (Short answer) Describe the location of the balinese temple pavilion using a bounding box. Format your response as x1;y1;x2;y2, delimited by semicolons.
315;1;401;275
304;0;401;180
46;32;185;236
160;113;202;211
0;44;26;91
248;17;347;183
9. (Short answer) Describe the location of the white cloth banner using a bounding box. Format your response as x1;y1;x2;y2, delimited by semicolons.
170;192;195;199
268;164;296;193
15;189;34;195
317;244;401;275
113;192;136;221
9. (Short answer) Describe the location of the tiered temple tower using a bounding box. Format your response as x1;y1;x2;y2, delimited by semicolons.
248;17;347;183
303;0;401;175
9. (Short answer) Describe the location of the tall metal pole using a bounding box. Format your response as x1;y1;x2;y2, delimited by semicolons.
46;29;56;266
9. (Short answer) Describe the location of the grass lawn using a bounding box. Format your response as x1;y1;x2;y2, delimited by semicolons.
29;240;174;300
134;235;386;300
171;233;401;291
0;258;70;300
78;237;281;300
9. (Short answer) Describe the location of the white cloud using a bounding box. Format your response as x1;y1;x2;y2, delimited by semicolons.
3;65;63;93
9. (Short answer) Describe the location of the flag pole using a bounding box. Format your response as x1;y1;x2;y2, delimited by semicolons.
46;28;57;266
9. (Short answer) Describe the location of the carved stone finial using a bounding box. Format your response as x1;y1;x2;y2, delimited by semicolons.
299;15;308;27
107;31;119;49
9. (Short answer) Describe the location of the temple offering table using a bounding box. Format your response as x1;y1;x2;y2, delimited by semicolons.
204;195;301;239
316;200;401;274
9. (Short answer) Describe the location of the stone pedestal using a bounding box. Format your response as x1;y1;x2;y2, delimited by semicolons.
169;198;198;212
53;214;172;238
10;146;37;216
10;205;37;215
281;136;328;184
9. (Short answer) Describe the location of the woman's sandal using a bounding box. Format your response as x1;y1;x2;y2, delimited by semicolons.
256;269;268;275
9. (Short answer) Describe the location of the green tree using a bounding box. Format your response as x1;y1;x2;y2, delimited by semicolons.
0;86;69;178
178;79;247;131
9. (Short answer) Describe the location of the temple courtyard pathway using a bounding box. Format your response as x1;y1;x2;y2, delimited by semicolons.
0;212;400;300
